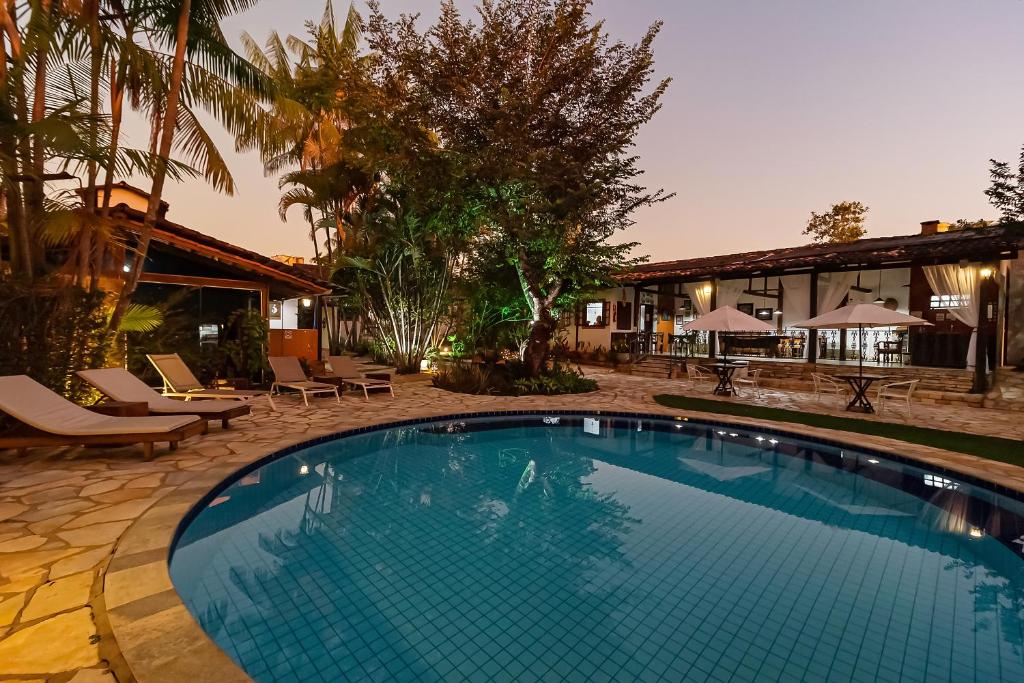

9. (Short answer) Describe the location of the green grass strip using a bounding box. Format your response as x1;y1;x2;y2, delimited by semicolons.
652;394;1024;467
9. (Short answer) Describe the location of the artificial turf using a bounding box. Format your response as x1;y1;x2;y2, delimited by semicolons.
652;394;1024;467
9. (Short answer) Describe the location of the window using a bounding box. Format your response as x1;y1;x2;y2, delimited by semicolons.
581;301;609;328
930;294;970;309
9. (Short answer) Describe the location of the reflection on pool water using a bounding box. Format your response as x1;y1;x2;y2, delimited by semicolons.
170;414;1024;682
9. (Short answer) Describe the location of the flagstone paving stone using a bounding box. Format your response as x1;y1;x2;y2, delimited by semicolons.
0;608;100;674
21;571;94;623
0;368;1021;682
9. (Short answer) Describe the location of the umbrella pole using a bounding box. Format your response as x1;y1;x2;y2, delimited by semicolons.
859;324;864;381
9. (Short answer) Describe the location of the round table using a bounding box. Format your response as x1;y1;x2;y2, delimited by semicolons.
834;373;890;413
710;362;747;396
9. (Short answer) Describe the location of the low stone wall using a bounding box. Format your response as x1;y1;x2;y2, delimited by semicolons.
986;367;1024;412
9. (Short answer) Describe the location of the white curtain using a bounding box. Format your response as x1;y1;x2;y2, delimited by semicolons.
817;272;858;314
781;274;811;329
716;279;746;309
923;264;981;369
684;282;712;316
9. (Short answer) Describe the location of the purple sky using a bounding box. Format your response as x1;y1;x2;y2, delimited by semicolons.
134;0;1024;263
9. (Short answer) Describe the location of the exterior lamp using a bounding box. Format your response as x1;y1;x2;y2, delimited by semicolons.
300;297;313;308
979;266;994;279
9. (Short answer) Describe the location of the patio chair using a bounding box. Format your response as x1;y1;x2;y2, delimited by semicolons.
268;357;341;407
147;353;275;410
78;368;251;429
733;368;763;398
876;379;919;418
686;363;712;390
811;373;847;405
0;375;205;459
326;355;395;400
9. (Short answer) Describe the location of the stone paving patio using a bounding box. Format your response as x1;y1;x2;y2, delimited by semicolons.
1;369;1022;682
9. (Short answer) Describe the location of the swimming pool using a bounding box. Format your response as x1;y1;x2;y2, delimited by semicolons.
170;412;1024;682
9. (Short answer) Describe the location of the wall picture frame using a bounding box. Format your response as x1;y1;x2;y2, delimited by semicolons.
737;303;754;315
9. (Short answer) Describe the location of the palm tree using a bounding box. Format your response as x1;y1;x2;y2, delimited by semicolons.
109;0;272;332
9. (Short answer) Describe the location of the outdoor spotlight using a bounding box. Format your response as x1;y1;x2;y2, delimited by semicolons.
980;266;994;279
301;297;313;308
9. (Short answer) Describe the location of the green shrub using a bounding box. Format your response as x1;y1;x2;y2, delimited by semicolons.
433;360;597;396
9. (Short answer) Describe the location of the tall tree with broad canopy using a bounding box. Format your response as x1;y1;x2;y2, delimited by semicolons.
367;0;670;377
803;201;869;244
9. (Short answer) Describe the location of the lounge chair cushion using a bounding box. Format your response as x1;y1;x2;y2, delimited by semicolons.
0;375;197;436
77;368;247;416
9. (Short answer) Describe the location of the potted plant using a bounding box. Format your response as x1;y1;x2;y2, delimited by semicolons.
612;340;632;364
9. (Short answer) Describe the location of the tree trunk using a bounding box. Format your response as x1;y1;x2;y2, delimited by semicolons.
109;0;191;334
523;309;556;378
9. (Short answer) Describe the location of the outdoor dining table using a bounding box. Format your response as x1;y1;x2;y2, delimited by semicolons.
834;373;890;413
710;362;747;396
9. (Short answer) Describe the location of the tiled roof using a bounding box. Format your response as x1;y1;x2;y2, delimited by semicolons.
110;205;332;294
620;223;1024;284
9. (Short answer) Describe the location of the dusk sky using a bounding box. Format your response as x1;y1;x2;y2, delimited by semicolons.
134;0;1024;263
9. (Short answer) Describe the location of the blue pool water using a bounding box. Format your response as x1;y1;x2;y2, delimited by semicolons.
170;414;1024;682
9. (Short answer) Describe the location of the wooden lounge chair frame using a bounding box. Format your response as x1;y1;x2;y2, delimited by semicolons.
78;368;251;429
0;420;207;460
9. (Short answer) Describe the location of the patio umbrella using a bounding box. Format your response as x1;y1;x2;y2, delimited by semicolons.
792;303;932;380
680;305;775;364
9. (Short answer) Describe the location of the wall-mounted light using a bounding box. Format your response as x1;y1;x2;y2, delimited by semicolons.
122;264;131;273
301;297;313;308
298;464;309;475
979;266;994;279
701;284;713;295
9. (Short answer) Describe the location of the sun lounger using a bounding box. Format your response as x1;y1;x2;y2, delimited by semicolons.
0;375;206;459
326;355;395;400
78;368;251;429
147;353;275;410
268;357;341;407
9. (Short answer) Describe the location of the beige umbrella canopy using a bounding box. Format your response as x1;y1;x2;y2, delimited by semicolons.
793;303;932;330
793;303;931;377
680;306;775;363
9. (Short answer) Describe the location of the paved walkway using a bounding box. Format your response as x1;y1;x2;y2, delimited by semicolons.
0;370;1021;682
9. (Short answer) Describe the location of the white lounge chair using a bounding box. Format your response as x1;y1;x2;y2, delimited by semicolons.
812;372;847;405
147;353;275;410
876;379;919;418
326;355;395;400
268;357;341;407
0;375;205;459
78;368;251;429
734;368;763;398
